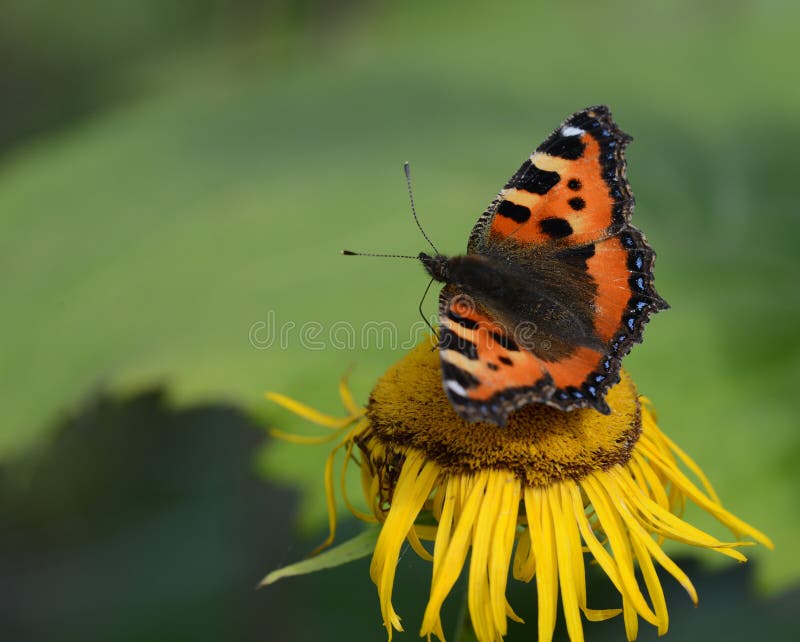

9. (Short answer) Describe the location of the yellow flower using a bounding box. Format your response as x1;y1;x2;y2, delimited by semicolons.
267;339;772;642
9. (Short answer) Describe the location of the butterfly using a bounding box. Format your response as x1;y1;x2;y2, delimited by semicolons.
419;105;668;425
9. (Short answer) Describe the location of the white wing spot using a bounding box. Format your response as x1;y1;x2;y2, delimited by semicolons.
445;380;468;397
561;126;585;137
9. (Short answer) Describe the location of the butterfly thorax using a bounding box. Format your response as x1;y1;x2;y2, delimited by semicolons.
419;252;504;294
419;251;602;356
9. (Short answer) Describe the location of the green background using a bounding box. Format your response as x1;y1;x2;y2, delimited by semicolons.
1;1;798;640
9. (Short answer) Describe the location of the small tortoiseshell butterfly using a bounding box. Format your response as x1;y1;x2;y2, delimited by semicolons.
419;105;668;425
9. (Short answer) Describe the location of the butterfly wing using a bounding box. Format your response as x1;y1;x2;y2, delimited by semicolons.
438;284;555;423
468;105;633;253
440;106;667;424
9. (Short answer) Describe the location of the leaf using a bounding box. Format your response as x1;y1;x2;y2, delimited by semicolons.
258;527;380;587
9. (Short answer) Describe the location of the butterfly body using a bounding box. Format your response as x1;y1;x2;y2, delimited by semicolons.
420;106;668;426
420;251;603;357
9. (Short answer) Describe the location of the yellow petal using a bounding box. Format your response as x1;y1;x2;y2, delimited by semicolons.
512;526;536;582
639;446;773;549
582;476;659;626
642;410;720;503
407;525;434;562
623;595;639;641
549;485;585;642
340;435;378;523
370;452;438;637
628;523;669;635
309;440;345;556
525;486;559;642
268;427;346;445
582;607;623;622
265;391;358;428
422;472;488;636
608;468;751;560
420;478;457;640
613;491;699;606
338;369;361;416
488;475;521;635
469;473;503;642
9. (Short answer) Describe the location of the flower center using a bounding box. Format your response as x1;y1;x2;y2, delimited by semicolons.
364;340;641;486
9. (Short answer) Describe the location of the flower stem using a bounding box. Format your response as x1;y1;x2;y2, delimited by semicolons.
453;584;478;642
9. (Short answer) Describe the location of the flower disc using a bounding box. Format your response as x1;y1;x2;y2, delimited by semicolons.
366;340;641;486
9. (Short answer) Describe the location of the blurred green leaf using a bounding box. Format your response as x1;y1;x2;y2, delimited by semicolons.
259;526;379;587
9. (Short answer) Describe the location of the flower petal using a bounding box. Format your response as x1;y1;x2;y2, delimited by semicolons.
266;391;358;428
550;484;585;642
525;486;559;642
582;475;660;627
422;472;489;638
370;452;439;637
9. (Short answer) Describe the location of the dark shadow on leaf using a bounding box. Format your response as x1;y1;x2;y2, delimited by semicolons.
0;387;395;642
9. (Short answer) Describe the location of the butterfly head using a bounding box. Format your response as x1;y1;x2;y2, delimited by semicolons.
419;252;451;283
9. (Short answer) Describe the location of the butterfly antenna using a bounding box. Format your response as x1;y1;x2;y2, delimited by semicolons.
404;162;439;254
340;250;418;259
418;277;438;338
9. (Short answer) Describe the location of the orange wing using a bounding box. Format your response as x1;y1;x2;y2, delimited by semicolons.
437;284;556;424
440;106;667;425
468;105;632;253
